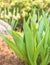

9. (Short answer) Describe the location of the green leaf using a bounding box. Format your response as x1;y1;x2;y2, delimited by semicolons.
8;31;28;61
1;34;23;60
35;36;45;60
11;19;18;30
37;18;44;43
32;9;37;23
23;22;34;65
42;11;49;28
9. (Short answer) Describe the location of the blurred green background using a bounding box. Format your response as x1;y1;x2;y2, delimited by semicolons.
0;0;50;31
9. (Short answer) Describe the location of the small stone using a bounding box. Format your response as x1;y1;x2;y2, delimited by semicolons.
0;20;12;34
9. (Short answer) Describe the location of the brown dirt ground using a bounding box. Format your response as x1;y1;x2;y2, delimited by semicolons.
0;35;24;65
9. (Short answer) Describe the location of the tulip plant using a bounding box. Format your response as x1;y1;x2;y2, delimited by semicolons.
1;11;50;65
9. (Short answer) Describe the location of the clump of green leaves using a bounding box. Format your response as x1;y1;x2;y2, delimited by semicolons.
1;11;50;65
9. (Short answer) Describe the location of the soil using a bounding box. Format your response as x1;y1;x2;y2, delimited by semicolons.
0;35;24;65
